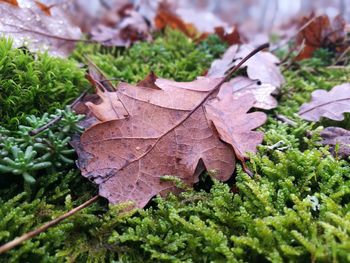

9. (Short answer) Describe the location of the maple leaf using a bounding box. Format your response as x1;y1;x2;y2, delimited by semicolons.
295;14;347;60
73;73;267;207
207;44;284;88
320;127;350;159
0;1;82;57
299;83;350;121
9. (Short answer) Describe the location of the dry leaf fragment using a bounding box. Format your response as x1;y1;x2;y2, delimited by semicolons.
299;83;350;121
74;74;267;207
295;14;347;60
0;1;82;57
154;4;198;38
0;0;18;6
34;0;54;16
205;93;266;162
90;9;152;47
214;26;242;45
320;127;350;159
208;44;284;88
218;76;278;110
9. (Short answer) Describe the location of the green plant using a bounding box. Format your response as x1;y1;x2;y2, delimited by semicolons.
0;108;84;189
0;38;88;128
73;29;226;84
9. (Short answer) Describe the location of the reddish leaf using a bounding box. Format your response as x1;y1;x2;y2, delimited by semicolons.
0;0;18;7
154;4;197;38
73;75;267;207
205;93;266;161
0;2;82;57
208;44;284;88
295;14;347;60
215;26;242;45
299;83;350;121
320;127;350;159
34;0;54;16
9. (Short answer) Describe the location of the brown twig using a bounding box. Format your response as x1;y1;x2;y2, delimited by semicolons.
0;195;99;254
29;90;88;136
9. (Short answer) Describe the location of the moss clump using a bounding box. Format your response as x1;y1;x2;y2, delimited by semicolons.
0;38;88;128
73;29;226;83
109;147;350;262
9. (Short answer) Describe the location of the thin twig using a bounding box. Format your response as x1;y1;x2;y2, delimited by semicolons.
0;195;99;254
275;114;297;127
29;90;88;136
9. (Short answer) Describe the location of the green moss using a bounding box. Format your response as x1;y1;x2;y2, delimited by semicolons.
0;38;88;128
73;29;226;83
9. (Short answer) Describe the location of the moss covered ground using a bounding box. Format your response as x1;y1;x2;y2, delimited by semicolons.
0;30;350;262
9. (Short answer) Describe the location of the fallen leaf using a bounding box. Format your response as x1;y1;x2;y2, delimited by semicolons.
73;75;267;207
205;93;266;162
0;0;18;6
320;127;350;159
154;3;198;38
34;0;54;16
299;83;350;121
295;14;347;60
218;76;278;110
90;8;152;47
207;44;284;88
0;1;82;57
214;26;242;45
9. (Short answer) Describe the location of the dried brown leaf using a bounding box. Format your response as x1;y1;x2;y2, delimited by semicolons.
295;14;347;60
205;93;266;161
214;26;242;46
0;0;18;6
208;44;284;88
299;83;350;121
74;75;267;207
154;4;198;38
0;1;82;57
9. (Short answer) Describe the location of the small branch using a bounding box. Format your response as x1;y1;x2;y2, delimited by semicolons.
0;195;99;254
275;114;297;127
29;90;88;136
